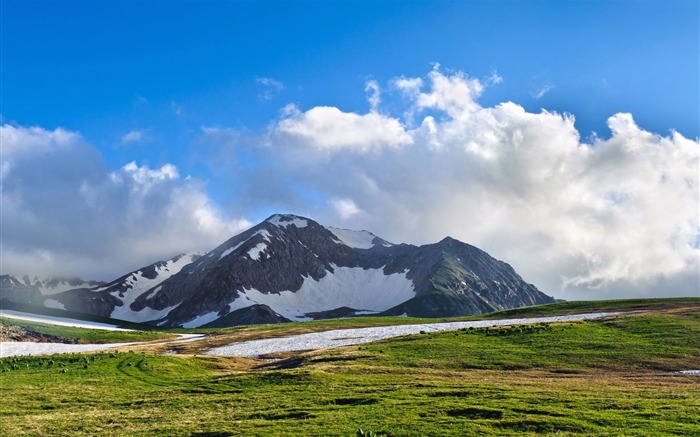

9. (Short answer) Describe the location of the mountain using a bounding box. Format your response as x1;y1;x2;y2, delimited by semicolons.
0;275;105;308
1;214;554;327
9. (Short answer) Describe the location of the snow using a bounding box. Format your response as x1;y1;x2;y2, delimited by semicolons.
182;310;221;328
220;229;271;261
0;333;206;358
0;310;636;359
0;310;133;331
109;253;197;322
671;370;700;375
220;240;245;260
180;293;269;328
328;227;378;249
43;299;65;310
37;279;96;296
267;214;308;228
0;341;138;358
180;265;415;327
221;230;273;261
206;312;629;357
248;242;267;260
258;229;273;241
219;247;236;260
0;275;99;296
239;265;415;321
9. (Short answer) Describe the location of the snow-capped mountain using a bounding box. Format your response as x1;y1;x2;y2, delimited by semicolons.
0;275;105;306
1;214;554;327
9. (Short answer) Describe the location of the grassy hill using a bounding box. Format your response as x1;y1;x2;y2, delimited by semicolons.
1;298;698;436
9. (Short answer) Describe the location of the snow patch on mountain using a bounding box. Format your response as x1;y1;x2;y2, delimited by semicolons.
43;298;65;310
182;311;221;328
220;241;244;260
258;229;272;241
109;253;199;322
0;310;133;331
38;279;97;296
239;265;415;321
267;214;308;228
328;227;383;249
181;294;264;328
248;243;267;260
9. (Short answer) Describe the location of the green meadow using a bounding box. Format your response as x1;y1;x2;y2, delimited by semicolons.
1;298;698;436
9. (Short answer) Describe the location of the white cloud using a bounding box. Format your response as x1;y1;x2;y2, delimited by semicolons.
365;79;381;112
275;105;412;152
256;67;699;300
1;124;250;280
120;129;146;145
330;198;362;219
411;66;484;117
4;67;698;302
487;70;503;85
531;83;554;99
256;77;286;101
393;76;424;97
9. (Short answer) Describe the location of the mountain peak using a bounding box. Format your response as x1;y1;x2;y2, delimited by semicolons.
3;214;553;328
264;214;312;229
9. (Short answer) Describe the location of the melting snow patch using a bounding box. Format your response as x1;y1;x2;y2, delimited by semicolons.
220;246;237;260
328;227;377;249
670;370;700;375
182;311;221;328
248;243;267;260
220;240;246;260
206;312;628;358
108;253;198;323
0;341;138;358
258;229;273;241
239;265;414;321
268;215;308;228
0;310;133;331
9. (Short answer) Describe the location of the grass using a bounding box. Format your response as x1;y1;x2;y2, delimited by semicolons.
1;298;698;436
0;317;174;344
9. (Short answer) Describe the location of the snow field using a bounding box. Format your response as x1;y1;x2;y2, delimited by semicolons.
240;265;415;321
0;341;138;358
0;310;133;331
206;312;628;357
267;215;308;228
328;227;379;249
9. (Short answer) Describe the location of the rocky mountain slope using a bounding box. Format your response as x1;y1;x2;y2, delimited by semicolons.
0;275;105;308
1;214;554;327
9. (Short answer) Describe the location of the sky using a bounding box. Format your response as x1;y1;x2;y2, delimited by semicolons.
2;0;699;301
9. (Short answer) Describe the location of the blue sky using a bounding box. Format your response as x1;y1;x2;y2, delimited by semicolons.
2;0;699;300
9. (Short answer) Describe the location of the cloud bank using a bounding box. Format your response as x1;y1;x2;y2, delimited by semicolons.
3;66;698;301
234;67;699;300
1;124;250;279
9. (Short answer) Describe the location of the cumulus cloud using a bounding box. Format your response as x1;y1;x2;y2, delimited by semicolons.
275;105;412;152
250;67;698;300
1;124;250;280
